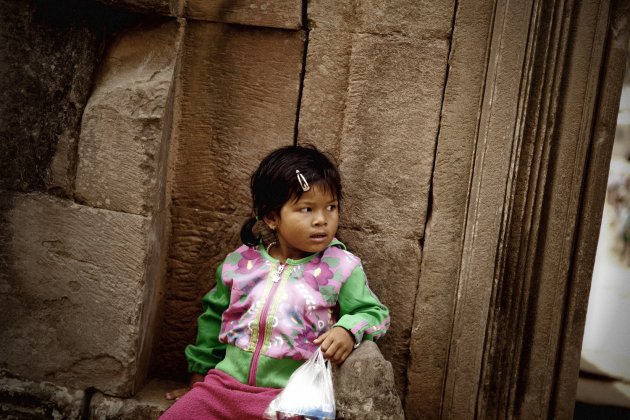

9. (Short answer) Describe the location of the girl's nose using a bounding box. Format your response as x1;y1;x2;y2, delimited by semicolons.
313;211;327;226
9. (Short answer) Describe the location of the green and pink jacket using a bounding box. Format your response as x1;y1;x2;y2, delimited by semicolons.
185;239;390;388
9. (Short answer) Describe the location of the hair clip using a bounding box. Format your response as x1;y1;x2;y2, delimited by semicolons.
296;170;310;192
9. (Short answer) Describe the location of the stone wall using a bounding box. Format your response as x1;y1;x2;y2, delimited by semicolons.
1;0;449;408
0;0;623;418
299;0;454;393
155;18;305;380
0;0;110;193
0;0;180;398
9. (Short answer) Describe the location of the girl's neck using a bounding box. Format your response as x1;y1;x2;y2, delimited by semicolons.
266;241;311;263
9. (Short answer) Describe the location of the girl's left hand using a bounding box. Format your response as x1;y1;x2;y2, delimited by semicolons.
314;326;355;365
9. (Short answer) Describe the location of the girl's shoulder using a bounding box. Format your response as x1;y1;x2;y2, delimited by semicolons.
221;244;264;269
322;241;362;268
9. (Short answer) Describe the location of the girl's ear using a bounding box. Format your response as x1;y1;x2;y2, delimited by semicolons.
263;213;278;231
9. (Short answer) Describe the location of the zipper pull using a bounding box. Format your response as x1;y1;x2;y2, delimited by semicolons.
272;264;285;283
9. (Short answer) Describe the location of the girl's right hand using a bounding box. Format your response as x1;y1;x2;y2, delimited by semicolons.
164;373;205;400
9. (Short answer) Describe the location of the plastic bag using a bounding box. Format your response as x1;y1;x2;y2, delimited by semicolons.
264;348;335;420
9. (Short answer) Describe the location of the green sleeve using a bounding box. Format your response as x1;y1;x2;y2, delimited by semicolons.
334;265;390;345
184;263;230;374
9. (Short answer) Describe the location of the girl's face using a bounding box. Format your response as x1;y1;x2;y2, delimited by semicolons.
265;184;339;261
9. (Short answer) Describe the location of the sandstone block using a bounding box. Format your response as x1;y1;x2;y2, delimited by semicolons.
333;341;404;420
404;0;495;415
75;20;181;216
185;0;301;29
299;30;448;396
0;0;100;193
156;21;304;377
298;29;352;159
0;369;85;419
338;34;447;238
0;193;150;396
89;379;179;419
337;229;422;396
156;206;245;378
308;0;454;37
171;21;304;210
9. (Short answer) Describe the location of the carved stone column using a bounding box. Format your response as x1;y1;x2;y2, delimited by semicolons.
407;0;628;418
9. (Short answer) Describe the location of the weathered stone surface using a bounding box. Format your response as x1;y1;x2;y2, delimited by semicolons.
308;0;455;37
339;35;447;237
185;0;302;29
0;193;150;396
0;369;85;419
155;21;304;378
0;0;101;194
297;29;352;159
404;0;495;416
90;379;179;419
156;206;245;379
300;32;448;394
338;229;421;394
75;20;182;216
170;22;303;210
307;34;448;238
333;341;404;420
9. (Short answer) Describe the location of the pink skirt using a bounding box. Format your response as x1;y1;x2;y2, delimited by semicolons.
159;370;282;420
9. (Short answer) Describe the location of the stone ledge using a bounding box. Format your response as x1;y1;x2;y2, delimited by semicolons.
0;369;84;419
89;342;403;419
89;378;180;419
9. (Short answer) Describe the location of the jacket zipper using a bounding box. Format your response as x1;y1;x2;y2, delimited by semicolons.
248;263;286;386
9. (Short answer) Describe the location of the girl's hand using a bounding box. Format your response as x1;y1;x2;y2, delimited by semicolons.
164;373;205;400
314;326;355;365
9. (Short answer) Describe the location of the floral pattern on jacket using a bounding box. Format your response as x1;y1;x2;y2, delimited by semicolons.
217;242;385;360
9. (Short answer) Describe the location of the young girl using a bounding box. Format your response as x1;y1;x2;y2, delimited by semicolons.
161;145;389;419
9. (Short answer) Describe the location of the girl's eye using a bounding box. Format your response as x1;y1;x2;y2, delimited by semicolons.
327;204;338;211
300;207;312;213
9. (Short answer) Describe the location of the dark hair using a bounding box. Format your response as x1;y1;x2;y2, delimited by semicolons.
240;145;342;246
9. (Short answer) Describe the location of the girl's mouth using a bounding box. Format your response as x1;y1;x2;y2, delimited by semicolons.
310;232;328;242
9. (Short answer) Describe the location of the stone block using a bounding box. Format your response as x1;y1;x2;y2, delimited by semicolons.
155;21;304;377
308;0;455;37
298;29;352;159
185;0;302;29
338;34;447;238
156;206;245;379
171;21;303;210
0;0;101;193
333;341;404;420
0;370;85;419
0;193;150;396
89;379;180;419
337;229;421;396
299;29;448;396
403;0;495;415
75;20;182;216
